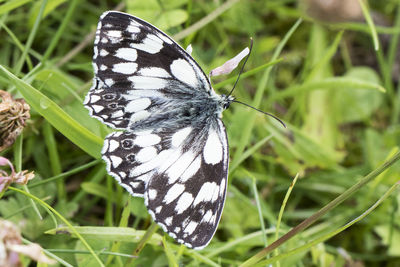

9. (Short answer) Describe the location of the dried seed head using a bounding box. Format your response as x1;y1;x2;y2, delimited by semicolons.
0;219;56;266
0;156;35;194
0;90;30;152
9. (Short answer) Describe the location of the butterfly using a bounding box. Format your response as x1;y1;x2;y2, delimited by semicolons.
84;11;251;249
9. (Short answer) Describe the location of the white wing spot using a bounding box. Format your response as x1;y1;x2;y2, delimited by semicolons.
110;156;122;168
125;98;151;113
134;134;161;147
99;49;109;57
164;183;185;204
175;192;194;214
170;59;198;88
108;139;119;152
203;128;223;164
165;216;173;226
158;149;182;173
169;232;177;238
111;110;124;118
115;48;137;61
89;95;101;103
166;151;196;184
155;206;162;213
136;146;157;163
129;181;141;188
129;76;166;89
193;182;218;206
148;189;157;200
107;30;122;38
219;178;226;196
171;127;192;147
127;25;140;33
124;89;163;99
93;63;98;73
91;105;104;113
135;172;152;182
202;210;213;223
130;36;163;54
156;32;173;44
174;227;181;233
130;149;172;177
100;64;107;71
184;221;199;235
211;184;220;202
129;110;150;124
180;156;201;183
112;62;138;74
139;67;171;78
105;78;114;87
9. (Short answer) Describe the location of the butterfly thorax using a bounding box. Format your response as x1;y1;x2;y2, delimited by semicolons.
127;92;233;132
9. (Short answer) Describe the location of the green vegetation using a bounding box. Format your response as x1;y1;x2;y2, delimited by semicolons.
0;0;399;266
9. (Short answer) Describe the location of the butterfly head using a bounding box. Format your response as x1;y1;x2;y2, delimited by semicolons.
221;94;235;110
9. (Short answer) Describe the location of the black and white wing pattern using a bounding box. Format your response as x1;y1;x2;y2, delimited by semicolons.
84;11;234;249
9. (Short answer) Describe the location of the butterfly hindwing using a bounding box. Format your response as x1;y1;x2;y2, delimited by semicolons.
144;120;229;249
102;120;228;249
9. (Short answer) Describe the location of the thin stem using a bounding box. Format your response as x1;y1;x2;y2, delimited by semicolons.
172;0;241;41
129;222;159;264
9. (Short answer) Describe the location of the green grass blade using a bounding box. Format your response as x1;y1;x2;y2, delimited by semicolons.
14;0;47;75
0;0;32;15
0;65;103;158
45;226;163;244
357;0;379;51
254;182;400;266
240;150;400;267
269;77;385;101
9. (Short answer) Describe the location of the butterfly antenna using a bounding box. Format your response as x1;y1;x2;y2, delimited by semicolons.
227;38;253;98
233;99;287;128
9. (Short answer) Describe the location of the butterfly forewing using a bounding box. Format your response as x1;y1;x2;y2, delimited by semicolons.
85;11;231;249
84;11;212;130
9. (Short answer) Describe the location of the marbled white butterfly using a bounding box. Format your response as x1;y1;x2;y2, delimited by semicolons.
84;11;252;249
